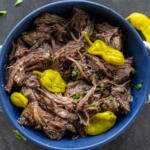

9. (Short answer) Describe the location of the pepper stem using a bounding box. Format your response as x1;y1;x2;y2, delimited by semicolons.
32;70;43;77
83;32;93;46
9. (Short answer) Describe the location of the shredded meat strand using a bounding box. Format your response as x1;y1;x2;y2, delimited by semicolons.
6;7;134;140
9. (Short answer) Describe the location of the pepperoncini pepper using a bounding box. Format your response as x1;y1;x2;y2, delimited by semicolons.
85;111;117;135
83;32;125;65
33;69;66;93
10;92;28;108
126;12;150;42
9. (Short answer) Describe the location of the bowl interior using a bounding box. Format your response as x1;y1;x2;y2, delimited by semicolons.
0;1;149;150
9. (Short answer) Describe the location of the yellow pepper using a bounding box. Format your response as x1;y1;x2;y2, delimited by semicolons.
126;12;150;42
10;92;28;108
83;32;125;65
85;111;117;135
33;69;66;93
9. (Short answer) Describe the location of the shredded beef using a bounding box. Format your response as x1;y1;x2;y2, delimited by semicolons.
114;57;133;83
68;8;93;38
6;43;52;92
6;7;134;140
96;22;123;50
22;31;51;46
18;102;76;140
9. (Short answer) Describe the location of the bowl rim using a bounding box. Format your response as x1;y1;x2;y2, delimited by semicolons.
0;0;150;150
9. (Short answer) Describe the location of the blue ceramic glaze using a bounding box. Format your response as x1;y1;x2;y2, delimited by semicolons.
0;1;150;150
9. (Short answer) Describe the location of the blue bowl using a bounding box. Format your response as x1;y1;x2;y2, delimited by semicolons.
0;0;150;150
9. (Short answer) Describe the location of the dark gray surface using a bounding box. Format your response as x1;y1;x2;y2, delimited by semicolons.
0;0;150;150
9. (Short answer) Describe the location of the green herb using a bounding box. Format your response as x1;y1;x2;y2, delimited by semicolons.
108;96;114;102
68;67;72;72
0;10;7;16
124;91;128;96
89;27;95;36
14;0;23;6
95;87;104;92
86;103;97;107
131;68;136;74
13;130;27;141
84;85;91;91
82;92;86;97
72;69;81;79
134;83;143;90
73;94;80;102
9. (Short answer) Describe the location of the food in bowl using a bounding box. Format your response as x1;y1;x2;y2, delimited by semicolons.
5;8;134;140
